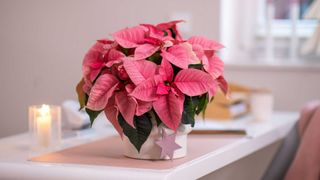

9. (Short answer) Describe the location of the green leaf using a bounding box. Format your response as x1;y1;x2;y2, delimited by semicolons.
188;63;203;70
191;96;200;107
172;64;182;77
119;47;131;56
85;108;102;126
118;113;153;152
169;28;177;39
163;30;168;37
195;94;209;118
76;78;87;110
149;109;162;126
181;96;195;127
147;52;162;65
201;98;209;118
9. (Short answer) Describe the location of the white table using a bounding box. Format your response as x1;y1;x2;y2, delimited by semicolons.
0;112;298;180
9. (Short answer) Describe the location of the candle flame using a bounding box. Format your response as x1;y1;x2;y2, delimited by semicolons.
39;104;50;116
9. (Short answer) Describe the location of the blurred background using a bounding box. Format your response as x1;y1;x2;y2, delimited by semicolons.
0;0;319;137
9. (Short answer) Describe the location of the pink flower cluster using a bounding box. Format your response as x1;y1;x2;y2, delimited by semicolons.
79;20;227;136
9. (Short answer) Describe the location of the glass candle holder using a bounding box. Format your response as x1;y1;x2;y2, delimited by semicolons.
29;104;61;150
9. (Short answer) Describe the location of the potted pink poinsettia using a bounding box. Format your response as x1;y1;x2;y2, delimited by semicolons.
76;20;228;160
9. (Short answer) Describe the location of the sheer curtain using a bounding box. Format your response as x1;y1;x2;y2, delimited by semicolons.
219;0;259;62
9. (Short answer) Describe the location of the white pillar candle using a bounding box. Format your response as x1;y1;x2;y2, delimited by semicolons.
36;105;52;147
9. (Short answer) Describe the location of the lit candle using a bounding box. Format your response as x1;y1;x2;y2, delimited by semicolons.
36;104;52;147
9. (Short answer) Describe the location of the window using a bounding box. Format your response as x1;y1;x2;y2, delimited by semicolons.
256;0;318;38
274;0;314;19
219;0;319;64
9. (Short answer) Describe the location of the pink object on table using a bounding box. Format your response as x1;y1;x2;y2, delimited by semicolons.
285;100;320;180
30;134;243;170
155;129;181;160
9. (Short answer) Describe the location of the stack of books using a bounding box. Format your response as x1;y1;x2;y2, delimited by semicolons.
205;84;251;120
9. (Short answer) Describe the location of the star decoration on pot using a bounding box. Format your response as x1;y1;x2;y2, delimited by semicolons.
155;129;182;160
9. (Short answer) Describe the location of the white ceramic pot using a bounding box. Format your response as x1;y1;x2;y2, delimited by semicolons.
123;123;192;160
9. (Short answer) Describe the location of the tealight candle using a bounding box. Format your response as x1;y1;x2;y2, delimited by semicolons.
29;104;61;150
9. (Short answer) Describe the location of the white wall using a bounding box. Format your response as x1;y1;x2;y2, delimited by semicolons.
0;0;220;137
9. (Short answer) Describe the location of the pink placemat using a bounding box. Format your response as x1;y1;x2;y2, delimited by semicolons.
30;135;244;170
